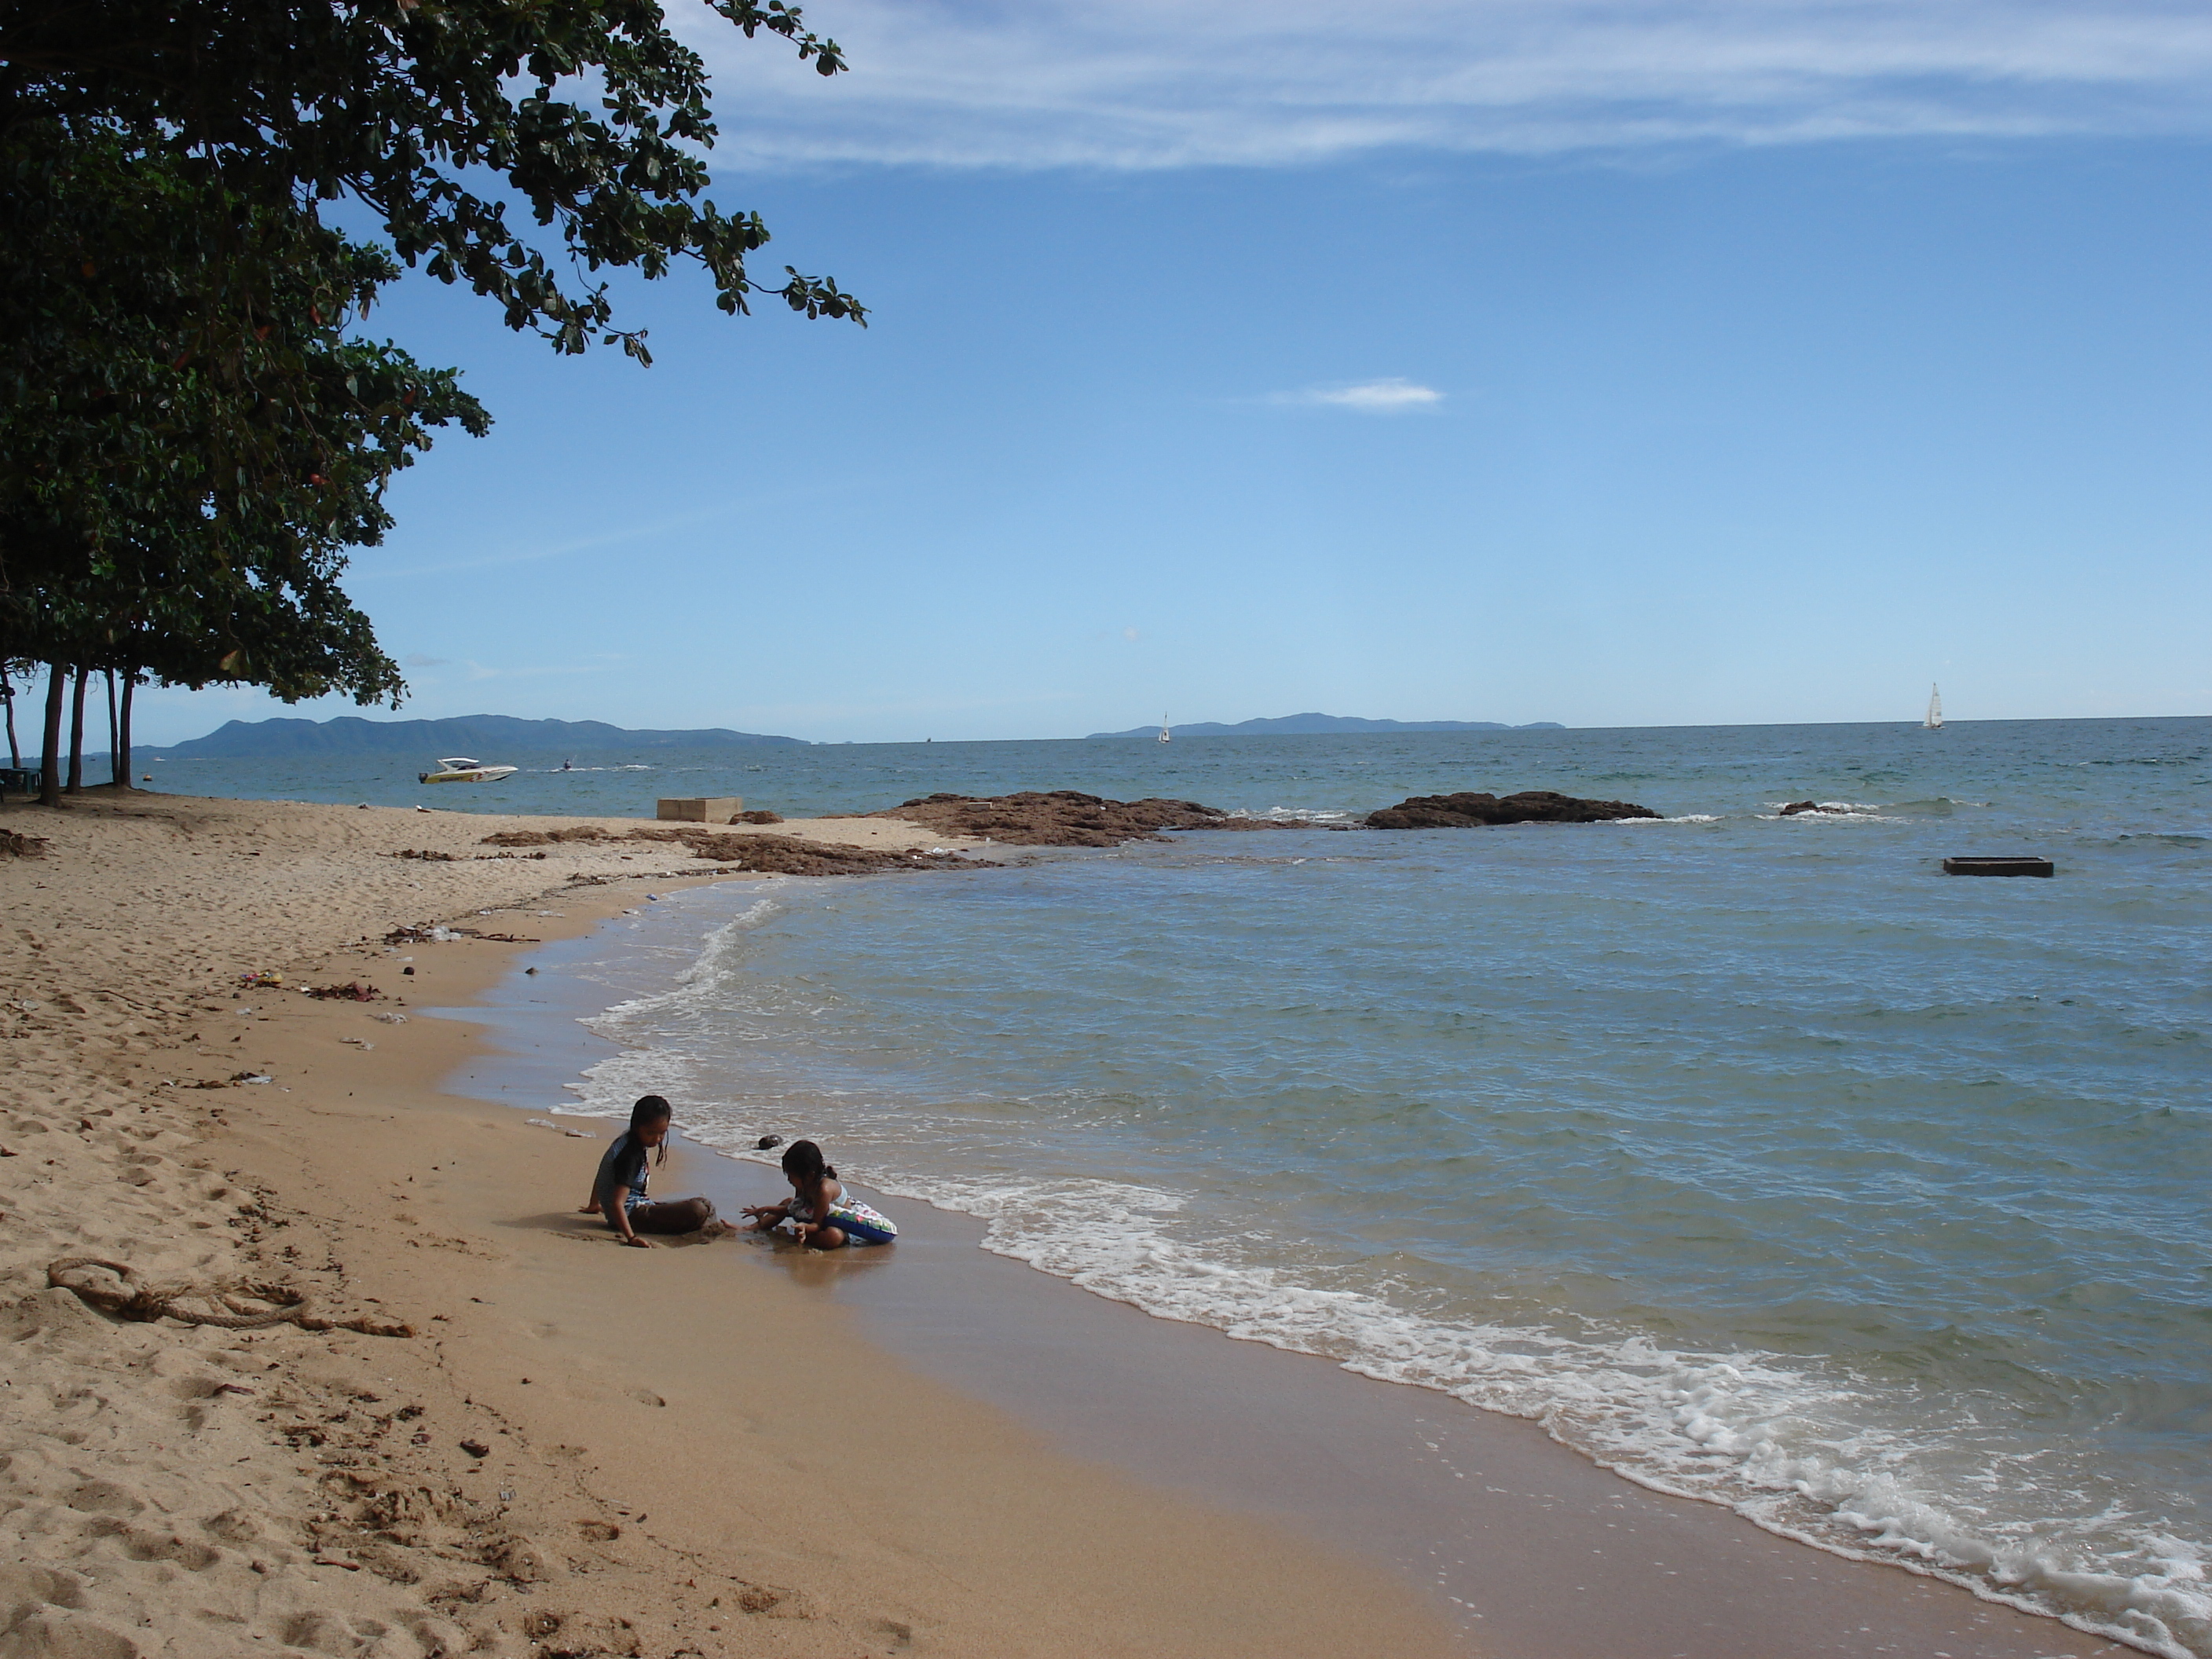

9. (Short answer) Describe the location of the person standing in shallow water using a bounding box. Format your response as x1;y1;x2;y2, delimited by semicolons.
580;1094;716;1247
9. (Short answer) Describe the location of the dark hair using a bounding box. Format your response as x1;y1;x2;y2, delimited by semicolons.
630;1095;672;1167
780;1138;836;1184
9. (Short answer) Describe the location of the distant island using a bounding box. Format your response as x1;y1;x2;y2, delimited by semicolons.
145;714;808;760
1086;713;1565;739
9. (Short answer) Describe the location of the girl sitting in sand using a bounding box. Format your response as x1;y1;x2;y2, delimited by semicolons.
579;1095;718;1247
741;1140;898;1249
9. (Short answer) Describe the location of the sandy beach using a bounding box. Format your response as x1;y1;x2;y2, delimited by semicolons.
0;789;1454;1658
0;788;2135;1657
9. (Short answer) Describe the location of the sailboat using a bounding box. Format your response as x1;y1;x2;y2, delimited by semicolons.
1158;712;1171;745
1924;685;1943;731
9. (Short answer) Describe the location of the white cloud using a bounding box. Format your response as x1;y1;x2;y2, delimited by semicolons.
1289;379;1446;412
677;0;2212;170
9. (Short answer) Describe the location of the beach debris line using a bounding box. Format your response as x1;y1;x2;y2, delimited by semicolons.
481;823;978;875
302;980;383;1001
481;825;621;847
658;830;974;874
1365;790;1661;828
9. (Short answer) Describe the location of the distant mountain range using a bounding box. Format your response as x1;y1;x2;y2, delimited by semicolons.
1086;713;1565;738
145;714;808;759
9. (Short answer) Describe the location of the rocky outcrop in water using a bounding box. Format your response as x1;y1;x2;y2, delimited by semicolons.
1365;790;1660;829
870;791;1291;847
1779;800;1874;817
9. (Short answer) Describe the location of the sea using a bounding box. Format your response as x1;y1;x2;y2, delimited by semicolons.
150;718;2211;1656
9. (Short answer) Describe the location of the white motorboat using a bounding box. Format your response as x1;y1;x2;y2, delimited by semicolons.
418;756;518;785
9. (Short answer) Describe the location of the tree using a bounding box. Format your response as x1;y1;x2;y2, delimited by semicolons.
0;0;866;361
0;2;864;801
0;119;488;803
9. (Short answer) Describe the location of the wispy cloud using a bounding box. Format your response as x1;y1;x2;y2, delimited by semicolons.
460;657;624;683
354;511;733;583
1280;379;1446;412
678;0;2212;170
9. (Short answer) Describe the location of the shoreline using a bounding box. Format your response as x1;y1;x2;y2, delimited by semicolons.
0;789;2144;1657
447;881;2137;1659
0;789;1454;1657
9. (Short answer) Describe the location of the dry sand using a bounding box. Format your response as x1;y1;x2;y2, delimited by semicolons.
0;789;1456;1658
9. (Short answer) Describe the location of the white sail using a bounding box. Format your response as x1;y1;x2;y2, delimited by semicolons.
1925;684;1943;730
1159;712;1171;744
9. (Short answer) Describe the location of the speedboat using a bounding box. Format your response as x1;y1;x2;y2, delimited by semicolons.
418;756;518;785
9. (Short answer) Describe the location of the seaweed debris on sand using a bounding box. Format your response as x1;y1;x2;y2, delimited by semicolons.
643;830;972;875
1367;790;1659;828
480;823;972;875
870;791;1303;848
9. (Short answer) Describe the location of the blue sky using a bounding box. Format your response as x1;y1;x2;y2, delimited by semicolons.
129;0;2212;745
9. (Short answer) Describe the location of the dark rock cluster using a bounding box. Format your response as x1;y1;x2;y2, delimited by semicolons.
870;791;1288;847
1364;790;1660;829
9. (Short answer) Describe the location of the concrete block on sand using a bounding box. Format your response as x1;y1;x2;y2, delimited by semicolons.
656;797;741;822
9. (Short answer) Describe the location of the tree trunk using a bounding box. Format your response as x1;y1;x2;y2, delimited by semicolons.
66;665;88;791
118;672;136;789
38;663;66;807
2;667;18;769
106;668;121;786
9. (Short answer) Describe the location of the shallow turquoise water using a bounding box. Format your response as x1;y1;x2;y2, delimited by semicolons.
225;718;2212;1654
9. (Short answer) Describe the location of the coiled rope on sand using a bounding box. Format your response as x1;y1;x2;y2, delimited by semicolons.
46;1258;413;1337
